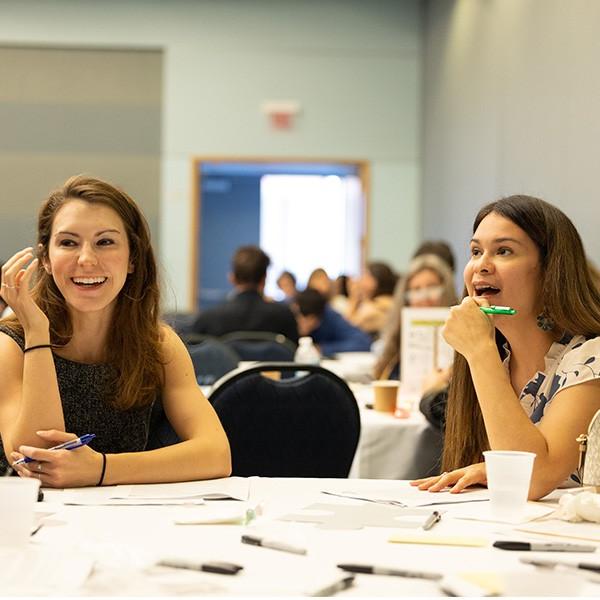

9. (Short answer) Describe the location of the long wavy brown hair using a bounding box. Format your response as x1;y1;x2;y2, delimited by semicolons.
1;175;163;410
442;195;600;471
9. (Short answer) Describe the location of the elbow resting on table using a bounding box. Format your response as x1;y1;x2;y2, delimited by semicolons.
527;466;570;501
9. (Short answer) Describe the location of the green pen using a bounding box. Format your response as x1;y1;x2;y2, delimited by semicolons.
480;305;516;315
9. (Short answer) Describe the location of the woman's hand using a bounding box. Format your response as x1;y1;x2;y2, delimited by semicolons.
410;462;487;493
10;430;104;488
0;248;49;335
442;296;495;360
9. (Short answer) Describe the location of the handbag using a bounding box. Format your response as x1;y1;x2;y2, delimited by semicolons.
577;409;600;489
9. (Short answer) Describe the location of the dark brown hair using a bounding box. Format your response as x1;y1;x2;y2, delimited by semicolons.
2;175;163;410
232;246;270;286
443;194;600;471
367;261;398;297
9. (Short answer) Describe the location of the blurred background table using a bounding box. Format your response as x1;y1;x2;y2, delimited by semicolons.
349;383;442;480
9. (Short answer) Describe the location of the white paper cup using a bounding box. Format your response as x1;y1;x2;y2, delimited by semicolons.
0;477;40;547
372;380;400;412
483;450;535;520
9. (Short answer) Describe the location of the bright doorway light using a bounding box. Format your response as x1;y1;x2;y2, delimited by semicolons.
260;174;364;300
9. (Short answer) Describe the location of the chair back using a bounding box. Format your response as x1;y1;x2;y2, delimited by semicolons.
186;336;240;385
162;312;198;335
220;331;296;361
209;363;360;477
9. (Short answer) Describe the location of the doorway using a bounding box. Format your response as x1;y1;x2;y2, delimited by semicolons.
191;159;370;310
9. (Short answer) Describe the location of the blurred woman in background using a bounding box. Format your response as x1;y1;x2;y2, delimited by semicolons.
373;254;457;380
345;261;398;338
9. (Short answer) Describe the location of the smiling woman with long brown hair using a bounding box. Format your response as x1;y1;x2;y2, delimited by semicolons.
412;195;600;500
0;175;230;487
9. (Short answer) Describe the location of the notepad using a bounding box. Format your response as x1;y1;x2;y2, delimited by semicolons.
388;534;488;547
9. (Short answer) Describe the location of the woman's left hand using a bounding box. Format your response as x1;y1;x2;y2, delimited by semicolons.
442;296;495;360
10;430;104;488
410;462;487;493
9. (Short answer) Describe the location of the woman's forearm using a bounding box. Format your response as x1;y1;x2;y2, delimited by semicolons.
102;437;232;485
13;340;65;449
467;343;549;457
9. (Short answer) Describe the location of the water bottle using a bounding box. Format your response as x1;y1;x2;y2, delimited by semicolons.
294;336;321;365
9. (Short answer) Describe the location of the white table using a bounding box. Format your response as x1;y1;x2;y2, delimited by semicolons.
14;478;600;596
349;384;443;480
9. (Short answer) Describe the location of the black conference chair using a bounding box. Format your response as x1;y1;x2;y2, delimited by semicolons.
220;331;297;362
186;336;241;386
146;338;240;449
209;363;361;477
162;312;198;336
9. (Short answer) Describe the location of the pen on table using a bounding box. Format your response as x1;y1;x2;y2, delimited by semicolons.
480;305;516;315
241;534;307;555
493;540;596;552
337;563;442;581
422;510;442;531
157;559;243;575
311;575;355;597
520;556;600;574
12;433;96;466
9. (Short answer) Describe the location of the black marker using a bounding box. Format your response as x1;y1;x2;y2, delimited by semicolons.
158;559;243;575
337;563;442;580
494;541;595;552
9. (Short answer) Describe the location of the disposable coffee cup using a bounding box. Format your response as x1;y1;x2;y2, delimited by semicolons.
483;450;536;520
0;477;40;547
372;380;400;412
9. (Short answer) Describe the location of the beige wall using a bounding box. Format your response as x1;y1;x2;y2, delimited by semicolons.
422;0;600;276
0;0;421;310
0;46;162;261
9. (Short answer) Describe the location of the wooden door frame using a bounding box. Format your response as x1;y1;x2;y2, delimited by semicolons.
189;156;371;311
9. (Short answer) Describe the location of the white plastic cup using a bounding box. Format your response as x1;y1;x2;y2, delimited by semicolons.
483;450;536;520
0;477;40;547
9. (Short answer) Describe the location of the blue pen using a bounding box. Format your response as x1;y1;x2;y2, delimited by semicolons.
12;433;96;465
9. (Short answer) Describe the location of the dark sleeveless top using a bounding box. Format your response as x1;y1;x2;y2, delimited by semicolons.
0;325;154;472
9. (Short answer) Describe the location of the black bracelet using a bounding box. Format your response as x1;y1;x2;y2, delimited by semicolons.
23;344;53;354
97;453;107;486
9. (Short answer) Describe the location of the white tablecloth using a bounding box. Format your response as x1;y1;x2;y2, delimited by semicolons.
349;384;443;480
15;478;600;597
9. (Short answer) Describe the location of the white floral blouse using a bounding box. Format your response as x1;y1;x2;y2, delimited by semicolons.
502;333;600;485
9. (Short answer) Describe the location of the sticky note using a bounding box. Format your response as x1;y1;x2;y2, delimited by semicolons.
388;534;488;547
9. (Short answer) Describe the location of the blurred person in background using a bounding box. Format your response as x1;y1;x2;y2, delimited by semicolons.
373;254;457;380
293;288;372;356
192;246;298;343
330;274;350;314
345;261;398;338
276;270;298;303
306;267;333;299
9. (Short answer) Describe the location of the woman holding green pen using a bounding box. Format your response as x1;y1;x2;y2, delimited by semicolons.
0;175;231;487
412;195;600;500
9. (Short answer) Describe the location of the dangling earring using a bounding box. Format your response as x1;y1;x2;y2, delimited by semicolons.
536;309;555;331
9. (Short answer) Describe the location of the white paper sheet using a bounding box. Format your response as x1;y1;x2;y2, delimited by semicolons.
516;518;600;542
401;307;453;397
0;547;93;594
448;501;555;524
62;476;250;505
323;484;491;508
